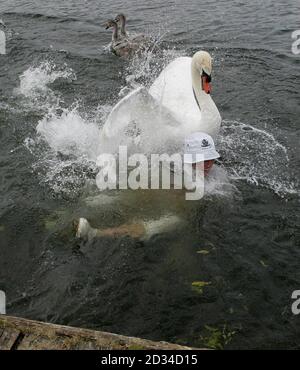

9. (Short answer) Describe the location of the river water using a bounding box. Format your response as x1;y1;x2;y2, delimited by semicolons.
0;0;299;349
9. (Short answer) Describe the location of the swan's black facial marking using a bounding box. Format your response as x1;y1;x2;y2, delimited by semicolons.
201;70;212;94
201;70;212;83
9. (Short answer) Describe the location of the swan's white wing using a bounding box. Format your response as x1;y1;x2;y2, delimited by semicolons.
149;57;201;134
100;87;184;154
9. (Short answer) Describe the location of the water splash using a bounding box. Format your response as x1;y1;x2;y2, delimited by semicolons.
18;61;75;97
125;44;184;88
18;60;98;198
24;105;104;199
36;107;101;161
15;60;76;112
19;53;297;200
219;120;298;196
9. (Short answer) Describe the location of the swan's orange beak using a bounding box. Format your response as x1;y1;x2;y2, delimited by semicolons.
202;75;211;94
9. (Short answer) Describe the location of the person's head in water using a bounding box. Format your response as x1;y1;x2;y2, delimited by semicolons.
184;132;220;176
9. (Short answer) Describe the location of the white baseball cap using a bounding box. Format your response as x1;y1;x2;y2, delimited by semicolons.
184;132;220;164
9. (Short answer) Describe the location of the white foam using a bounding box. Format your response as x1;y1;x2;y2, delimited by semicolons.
15;61;76;113
36;108;101;161
20;54;297;200
17;61;75;98
219;120;298;196
125;45;184;87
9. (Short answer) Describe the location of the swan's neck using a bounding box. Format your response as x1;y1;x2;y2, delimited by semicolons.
120;16;127;37
190;59;222;138
191;60;217;114
111;24;119;42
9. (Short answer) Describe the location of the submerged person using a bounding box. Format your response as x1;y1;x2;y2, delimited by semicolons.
76;132;220;241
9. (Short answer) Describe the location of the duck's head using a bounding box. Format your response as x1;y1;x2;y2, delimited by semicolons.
104;19;117;30
115;14;126;24
192;51;213;94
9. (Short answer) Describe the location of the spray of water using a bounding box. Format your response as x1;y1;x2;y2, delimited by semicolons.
15;60;76;113
19;48;297;200
219;120;298;196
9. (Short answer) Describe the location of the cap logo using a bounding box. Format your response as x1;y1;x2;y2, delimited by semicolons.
201;139;210;148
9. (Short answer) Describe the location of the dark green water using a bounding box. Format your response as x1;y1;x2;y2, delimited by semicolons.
0;0;299;349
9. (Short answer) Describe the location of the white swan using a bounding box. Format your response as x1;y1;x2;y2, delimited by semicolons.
100;51;221;153
149;51;221;139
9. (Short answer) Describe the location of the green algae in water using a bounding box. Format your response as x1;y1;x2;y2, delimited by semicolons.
196;250;210;255
201;325;236;350
260;260;268;268
191;281;211;294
